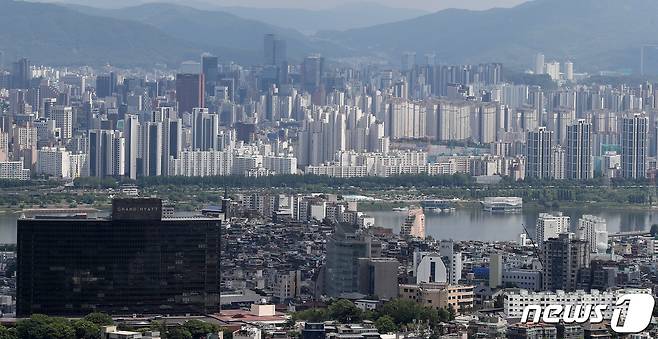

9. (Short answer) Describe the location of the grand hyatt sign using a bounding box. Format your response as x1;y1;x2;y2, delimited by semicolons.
111;198;163;221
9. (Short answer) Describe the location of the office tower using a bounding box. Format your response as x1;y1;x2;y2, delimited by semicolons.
413;252;448;284
192;108;219;151
564;61;574;81
52;105;73;140
11;58;30;89
401;52;416;72
201;54;219;97
87;129;125;178
526;127;553;179
123;115;139;180
176;73;205;115
566;119;593;180
577;215;608;254
542;233;590;291
535;212;570;245
324;226;371;297
263;34;287;66
489;253;503;288
357;257;399;300
302;55;323;93
95;74;116;98
142;122;162;177
534;53;545;75
621;113;649;179
17;198;221;316
439;240;462;284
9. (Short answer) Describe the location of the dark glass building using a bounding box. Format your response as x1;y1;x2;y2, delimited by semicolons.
17;198;221;316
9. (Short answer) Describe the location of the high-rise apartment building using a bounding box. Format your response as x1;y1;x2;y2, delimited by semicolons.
577;215;608;254
526;127;553;179
535;212;570;246
565;119;593;180
621;113;648;179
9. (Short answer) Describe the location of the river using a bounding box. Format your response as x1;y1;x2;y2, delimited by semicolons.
368;206;658;242
0;206;656;244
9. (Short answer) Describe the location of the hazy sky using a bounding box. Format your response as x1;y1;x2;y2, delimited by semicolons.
198;0;529;11
44;0;530;11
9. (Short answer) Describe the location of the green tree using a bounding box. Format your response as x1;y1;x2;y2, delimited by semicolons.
15;315;51;339
46;318;75;339
83;313;114;326
0;325;16;339
327;300;362;323
183;320;218;339
168;327;193;339
374;315;397;334
293;308;328;322
71;319;101;339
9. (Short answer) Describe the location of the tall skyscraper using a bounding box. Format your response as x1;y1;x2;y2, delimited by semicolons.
621;113;648;179
192;108;219;151
263;34;287;66
534;53;545;75
95;74;116;98
201;54;219;97
564;61;574;81
142;121;163;177
526;127;553;179
11;58;30;89
88;129;125;178
542;233;590;291
175;73;205;115
52;105;73;140
401;52;416;72
123;115;139;180
566;119;593;180
302;55;323;93
17;198;221;316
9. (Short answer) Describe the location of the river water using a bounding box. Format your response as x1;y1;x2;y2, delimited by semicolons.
368;206;658;242
0;206;656;244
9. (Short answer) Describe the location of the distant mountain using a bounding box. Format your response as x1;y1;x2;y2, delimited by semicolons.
0;0;252;67
319;0;658;72
219;2;429;34
68;2;342;61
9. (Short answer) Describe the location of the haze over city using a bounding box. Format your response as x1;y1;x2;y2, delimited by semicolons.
0;0;658;338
